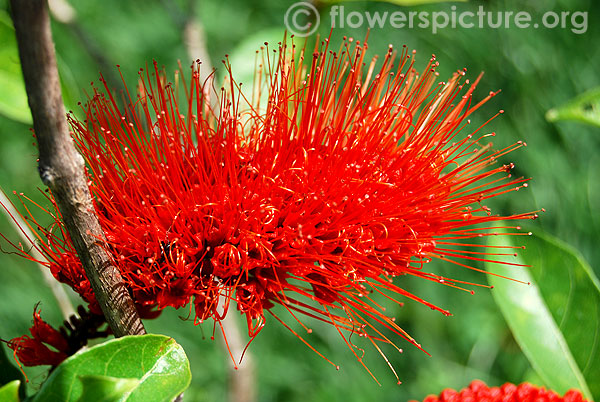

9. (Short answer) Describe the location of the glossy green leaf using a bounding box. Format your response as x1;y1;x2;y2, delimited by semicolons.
32;335;191;402
77;375;139;402
0;11;32;124
486;230;599;400
546;87;600;127
0;380;20;402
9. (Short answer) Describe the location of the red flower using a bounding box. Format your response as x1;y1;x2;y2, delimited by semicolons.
2;37;538;376
7;307;69;367
412;380;588;402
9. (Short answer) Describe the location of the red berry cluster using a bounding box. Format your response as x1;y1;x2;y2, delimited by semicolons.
415;380;588;402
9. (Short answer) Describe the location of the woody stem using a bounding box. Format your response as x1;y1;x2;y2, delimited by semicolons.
9;0;145;337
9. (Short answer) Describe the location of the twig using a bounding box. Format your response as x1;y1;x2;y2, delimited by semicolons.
0;190;76;320
161;0;214;86
182;1;257;399
164;1;256;400
182;0;213;85
47;0;134;123
220;305;257;402
47;0;123;94
9;0;145;337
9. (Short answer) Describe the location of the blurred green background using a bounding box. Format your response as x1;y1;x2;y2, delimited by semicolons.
0;0;599;401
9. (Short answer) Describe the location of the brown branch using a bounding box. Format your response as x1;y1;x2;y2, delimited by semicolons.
9;0;145;337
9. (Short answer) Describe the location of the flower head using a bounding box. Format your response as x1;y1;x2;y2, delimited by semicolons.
3;37;538;377
7;306;69;367
5;304;109;370
412;380;588;402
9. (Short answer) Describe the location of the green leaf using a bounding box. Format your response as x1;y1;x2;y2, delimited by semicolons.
0;380;21;402
31;335;191;402
486;230;599;400
0;11;32;124
546;87;600;127
77;375;139;402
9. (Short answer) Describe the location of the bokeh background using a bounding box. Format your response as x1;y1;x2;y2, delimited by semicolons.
0;0;598;401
